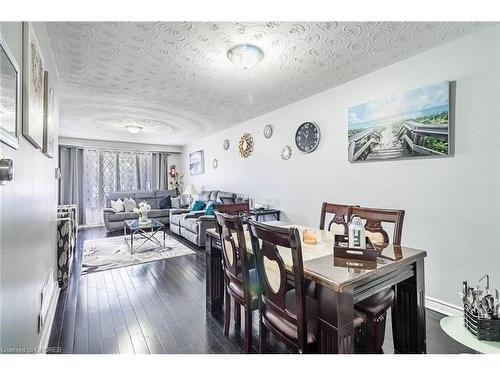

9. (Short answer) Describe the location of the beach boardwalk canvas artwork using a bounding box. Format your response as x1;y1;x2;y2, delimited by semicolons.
348;81;450;162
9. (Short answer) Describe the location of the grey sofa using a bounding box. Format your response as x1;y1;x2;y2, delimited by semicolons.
103;189;178;233
169;190;246;247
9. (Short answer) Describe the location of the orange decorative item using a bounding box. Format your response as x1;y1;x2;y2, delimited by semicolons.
303;229;317;245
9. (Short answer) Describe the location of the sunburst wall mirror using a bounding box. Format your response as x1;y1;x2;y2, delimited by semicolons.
238;133;253;158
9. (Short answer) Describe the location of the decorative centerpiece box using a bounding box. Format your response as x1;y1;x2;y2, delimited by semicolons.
333;234;378;261
462;275;500;342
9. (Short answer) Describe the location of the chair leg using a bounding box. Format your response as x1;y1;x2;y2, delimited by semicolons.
234;301;241;326
259;318;269;354
224;290;231;337
244;308;252;353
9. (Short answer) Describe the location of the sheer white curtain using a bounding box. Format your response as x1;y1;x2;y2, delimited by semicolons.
83;149;153;225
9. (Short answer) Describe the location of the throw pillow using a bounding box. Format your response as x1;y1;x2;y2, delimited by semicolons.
191;200;206;211
221;197;236;204
159;195;172;209
123;198;137;212
171;196;181;208
205;202;215;216
110;199;124;212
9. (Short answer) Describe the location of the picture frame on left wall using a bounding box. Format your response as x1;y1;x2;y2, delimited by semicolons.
189;150;204;175
42;71;56;158
0;31;21;149
22;22;45;148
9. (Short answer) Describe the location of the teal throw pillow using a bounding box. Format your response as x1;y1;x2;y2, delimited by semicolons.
205;203;215;215
191;200;206;211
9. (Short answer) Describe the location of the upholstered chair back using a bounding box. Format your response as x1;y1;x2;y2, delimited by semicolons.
350;206;405;248
247;219;309;351
215;212;253;306
319;202;355;235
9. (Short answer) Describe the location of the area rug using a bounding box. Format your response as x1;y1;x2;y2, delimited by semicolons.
81;232;195;275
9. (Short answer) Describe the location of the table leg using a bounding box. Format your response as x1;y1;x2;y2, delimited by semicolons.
316;284;355;353
392;259;427;353
205;233;224;315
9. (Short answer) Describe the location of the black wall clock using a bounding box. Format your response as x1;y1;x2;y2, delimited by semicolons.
295;122;320;153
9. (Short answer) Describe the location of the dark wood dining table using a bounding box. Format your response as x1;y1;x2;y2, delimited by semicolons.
205;221;427;354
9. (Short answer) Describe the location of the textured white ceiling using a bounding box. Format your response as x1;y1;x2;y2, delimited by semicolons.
46;22;489;145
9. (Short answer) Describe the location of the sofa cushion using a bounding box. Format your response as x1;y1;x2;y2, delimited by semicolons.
183;218;199;233
170;212;189;226
108;211;139;222
156;189;177;198
110;199;125;212
135;191;157;209
199;190;211;202
123;197;137;212
106;192;134;208
148;209;171;219
209;190;219;201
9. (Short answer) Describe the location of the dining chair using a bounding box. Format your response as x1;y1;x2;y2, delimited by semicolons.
214;202;250;215
319;202;355;234
215;211;258;353
214;202;252;327
247;218;316;353
350;206;405;353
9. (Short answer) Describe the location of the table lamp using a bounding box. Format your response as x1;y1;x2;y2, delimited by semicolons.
183;184;198;205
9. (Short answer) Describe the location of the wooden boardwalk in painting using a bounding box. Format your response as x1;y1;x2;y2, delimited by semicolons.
348;120;449;162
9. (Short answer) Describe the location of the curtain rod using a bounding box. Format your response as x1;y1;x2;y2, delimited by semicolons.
59;144;179;155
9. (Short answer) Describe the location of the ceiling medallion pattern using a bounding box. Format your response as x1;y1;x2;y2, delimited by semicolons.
46;22;489;145
239;133;254;158
92;116;174;134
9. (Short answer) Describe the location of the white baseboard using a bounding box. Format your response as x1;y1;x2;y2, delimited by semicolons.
38;284;60;353
426;296;462;316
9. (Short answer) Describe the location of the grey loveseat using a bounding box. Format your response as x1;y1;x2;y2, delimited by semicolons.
103;189;178;233
169;190;246;247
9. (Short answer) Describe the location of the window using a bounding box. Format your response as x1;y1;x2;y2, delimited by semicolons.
83;149;153;225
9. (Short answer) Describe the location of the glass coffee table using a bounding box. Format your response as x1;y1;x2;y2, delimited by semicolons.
124;218;166;254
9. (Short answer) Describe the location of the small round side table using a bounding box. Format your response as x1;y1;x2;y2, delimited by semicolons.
440;316;500;354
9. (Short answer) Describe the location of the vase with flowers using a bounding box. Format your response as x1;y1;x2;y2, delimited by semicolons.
134;201;151;224
169;165;184;196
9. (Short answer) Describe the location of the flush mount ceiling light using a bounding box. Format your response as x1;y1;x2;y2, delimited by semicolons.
126;125;142;134
227;44;264;69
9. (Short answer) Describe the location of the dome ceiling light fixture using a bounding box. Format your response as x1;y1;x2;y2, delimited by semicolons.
126;125;143;134
227;44;264;69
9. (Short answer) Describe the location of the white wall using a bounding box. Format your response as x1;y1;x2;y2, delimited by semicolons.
0;22;60;349
182;26;500;309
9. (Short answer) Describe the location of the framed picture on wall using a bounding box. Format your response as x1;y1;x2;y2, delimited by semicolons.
189;150;204;175
0;32;21;149
42;71;56;158
22;22;45;148
348;80;451;162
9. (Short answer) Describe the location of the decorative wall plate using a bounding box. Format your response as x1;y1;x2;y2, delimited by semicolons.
239;133;254;158
223;139;229;150
213;158;218;169
263;124;273;139
281;145;292;160
295;121;320;153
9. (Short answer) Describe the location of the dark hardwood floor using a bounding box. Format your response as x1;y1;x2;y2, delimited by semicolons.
48;226;474;354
